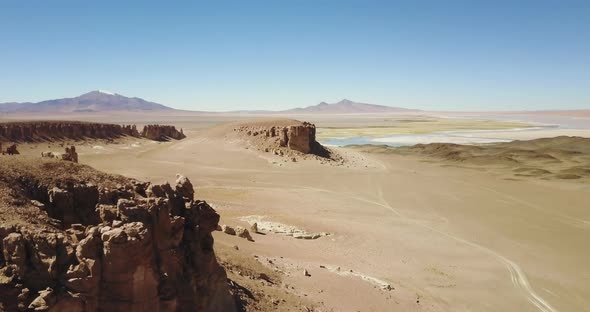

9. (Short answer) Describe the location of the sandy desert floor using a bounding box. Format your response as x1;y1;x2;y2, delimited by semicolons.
13;115;590;312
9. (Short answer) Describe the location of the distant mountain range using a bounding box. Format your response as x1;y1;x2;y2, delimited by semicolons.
0;92;419;115
2;92;588;116
280;99;420;114
0;90;173;113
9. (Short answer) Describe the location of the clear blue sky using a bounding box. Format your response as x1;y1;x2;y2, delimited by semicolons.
1;0;589;111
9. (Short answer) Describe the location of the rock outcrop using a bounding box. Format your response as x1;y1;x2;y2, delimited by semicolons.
0;121;184;143
0;121;138;142
2;143;19;155
141;125;185;141
233;120;325;155
221;225;236;236
40;146;78;163
286;123;316;153
240;216;332;240
250;222;258;234
0;158;235;312
62;146;78;163
235;226;253;242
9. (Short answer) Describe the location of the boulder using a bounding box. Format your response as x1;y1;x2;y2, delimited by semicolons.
5;144;19;155
61;146;78;163
250;222;258;234
221;225;236;235
28;287;56;311
17;288;30;311
41;151;60;159
235;226;253;241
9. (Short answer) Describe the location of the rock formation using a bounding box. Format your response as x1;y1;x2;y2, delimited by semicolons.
250;222;258;234
123;124;140;137
235;226;253;242
62;146;78;163
286;123;316;153
221;225;236;236
4;143;19;155
0;158;235;312
233;120;325;156
40;146;79;163
0;121;137;142
0;121;184;143
240;216;332;240
141;125;186;141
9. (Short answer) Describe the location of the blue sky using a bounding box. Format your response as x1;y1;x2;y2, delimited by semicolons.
0;0;589;111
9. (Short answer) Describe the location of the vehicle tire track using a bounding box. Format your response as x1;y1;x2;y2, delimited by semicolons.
195;175;559;311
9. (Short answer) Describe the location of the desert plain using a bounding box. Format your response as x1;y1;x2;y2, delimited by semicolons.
5;112;589;312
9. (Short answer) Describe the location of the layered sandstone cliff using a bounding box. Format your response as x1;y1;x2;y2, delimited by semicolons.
0;121;138;142
234;120;322;155
141;125;186;141
0;158;235;312
286;123;316;153
0;121;185;143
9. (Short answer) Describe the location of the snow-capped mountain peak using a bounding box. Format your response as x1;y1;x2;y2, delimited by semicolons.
97;90;116;95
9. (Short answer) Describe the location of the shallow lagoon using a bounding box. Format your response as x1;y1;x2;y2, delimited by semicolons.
319;126;558;147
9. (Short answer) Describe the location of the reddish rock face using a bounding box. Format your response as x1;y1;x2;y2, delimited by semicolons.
287;123;316;153
0;121;138;142
141;125;186;141
0;170;235;312
279;127;289;147
0;121;185;143
235;121;319;154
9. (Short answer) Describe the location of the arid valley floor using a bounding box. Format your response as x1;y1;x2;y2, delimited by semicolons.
2;113;590;312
